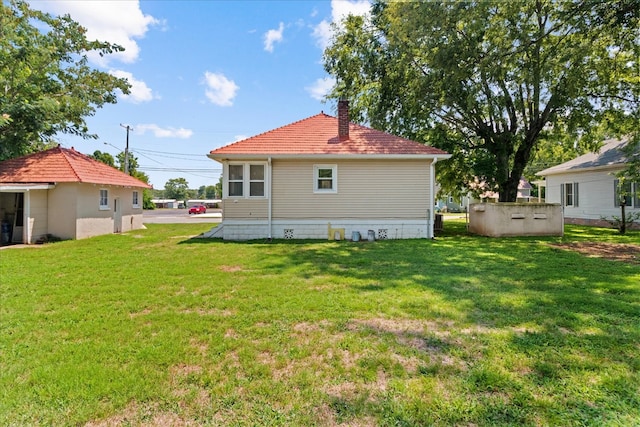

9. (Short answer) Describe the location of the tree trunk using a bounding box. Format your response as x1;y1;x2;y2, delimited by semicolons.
620;202;627;235
499;175;520;202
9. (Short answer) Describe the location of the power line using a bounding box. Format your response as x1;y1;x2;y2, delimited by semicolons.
133;148;212;158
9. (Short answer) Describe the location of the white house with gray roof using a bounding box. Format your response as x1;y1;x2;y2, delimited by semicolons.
537;138;638;227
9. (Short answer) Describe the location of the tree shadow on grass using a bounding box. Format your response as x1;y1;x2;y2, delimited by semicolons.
176;229;639;424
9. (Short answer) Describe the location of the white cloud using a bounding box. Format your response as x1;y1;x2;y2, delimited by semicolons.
30;0;159;66
109;70;155;103
203;72;239;107
312;0;370;50
264;22;285;53
135;124;193;139
306;77;335;101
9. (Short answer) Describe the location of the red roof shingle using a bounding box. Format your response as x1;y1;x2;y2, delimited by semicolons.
0;146;151;188
209;113;449;158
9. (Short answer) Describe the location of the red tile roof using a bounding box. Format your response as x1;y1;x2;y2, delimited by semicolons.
0;146;151;188
209;113;449;158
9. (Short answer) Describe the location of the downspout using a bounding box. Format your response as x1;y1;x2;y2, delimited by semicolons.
24;189;31;244
429;158;438;239
268;157;272;240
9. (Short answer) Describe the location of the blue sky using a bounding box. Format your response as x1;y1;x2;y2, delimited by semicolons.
28;0;370;190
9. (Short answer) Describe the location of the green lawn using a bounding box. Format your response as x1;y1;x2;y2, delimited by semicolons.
1;221;639;426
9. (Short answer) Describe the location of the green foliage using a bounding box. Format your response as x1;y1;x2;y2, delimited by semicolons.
0;0;130;161
164;177;191;200
618;137;640;184
197;185;218;199
324;0;639;201
115;151;139;174
89;150;115;167
142;190;155;210
215;176;223;199
602;210;640;235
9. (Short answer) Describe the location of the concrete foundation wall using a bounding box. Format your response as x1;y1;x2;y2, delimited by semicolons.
469;203;563;237
221;219;431;240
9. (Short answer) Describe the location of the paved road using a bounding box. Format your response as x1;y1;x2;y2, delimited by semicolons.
143;208;222;224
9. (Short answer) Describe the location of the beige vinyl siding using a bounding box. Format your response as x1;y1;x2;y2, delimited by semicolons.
223;198;268;219
272;159;430;219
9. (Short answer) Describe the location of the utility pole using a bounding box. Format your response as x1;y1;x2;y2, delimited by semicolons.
120;124;132;175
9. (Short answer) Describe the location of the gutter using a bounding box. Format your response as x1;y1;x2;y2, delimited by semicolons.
430;157;438;239
268;157;272;240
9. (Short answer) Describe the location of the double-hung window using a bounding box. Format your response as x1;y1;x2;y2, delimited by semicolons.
228;165;244;197
614;179;639;208
99;189;109;210
132;191;140;208
314;164;338;193
562;182;579;207
249;164;265;197
227;163;267;198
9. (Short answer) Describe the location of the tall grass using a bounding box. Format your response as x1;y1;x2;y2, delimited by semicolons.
1;222;638;426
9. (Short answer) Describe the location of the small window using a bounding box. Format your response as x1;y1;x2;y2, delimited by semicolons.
228;164;244;197
563;182;578;207
132;191;140;208
249;164;265;197
99;189;109;210
314;164;337;193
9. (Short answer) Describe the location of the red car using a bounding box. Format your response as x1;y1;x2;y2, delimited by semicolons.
188;205;207;214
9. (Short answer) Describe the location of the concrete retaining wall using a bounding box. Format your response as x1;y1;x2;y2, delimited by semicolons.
469;203;563;237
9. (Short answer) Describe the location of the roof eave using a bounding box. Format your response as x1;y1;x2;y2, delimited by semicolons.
537;163;624;177
208;153;452;162
0;183;56;191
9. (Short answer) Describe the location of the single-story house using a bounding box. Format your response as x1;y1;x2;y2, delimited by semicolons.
537;138;638;227
0;145;151;244
205;100;451;240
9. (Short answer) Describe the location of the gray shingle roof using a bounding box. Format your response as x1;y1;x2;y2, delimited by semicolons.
537;139;630;176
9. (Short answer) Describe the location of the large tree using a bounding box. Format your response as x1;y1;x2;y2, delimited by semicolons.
164;178;191;201
0;0;130;161
324;0;639;201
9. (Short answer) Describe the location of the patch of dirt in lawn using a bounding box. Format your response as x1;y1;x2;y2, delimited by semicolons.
85;401;195;427
550;242;640;264
219;265;243;272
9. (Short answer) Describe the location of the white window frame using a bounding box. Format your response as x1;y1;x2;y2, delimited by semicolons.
99;189;109;210
132;190;140;208
226;162;268;199
227;164;245;198
314;164;338;194
562;182;579;207
249;164;266;197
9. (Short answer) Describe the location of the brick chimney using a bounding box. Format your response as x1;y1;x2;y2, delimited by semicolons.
338;98;349;141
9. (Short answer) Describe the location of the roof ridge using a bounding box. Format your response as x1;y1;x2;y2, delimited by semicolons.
209;112;330;153
59;146;83;182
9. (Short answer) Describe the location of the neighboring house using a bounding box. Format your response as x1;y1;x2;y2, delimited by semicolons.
206;100;451;240
470;176;535;203
435;177;534;212
537;138;638;227
0;146;151;244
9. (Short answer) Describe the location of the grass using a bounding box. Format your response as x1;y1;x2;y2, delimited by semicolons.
1;221;639;426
